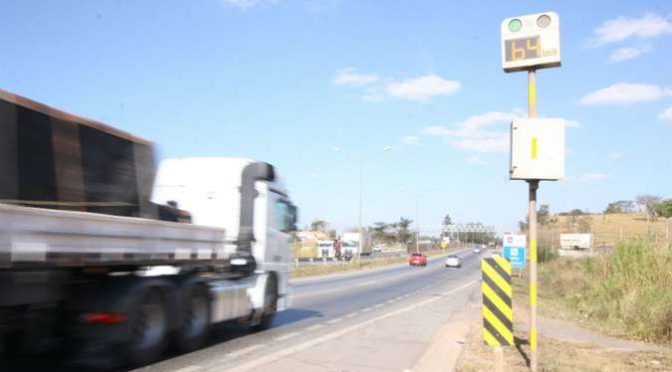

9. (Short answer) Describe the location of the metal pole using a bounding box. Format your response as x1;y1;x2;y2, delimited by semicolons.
528;69;539;372
415;199;420;253
357;168;363;261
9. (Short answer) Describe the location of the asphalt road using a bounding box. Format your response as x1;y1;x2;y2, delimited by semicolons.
1;249;482;371
138;248;482;372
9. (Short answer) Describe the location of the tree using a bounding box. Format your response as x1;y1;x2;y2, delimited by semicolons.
395;217;413;244
519;204;552;231
659;199;672;219
604;200;635;214
371;222;395;245
518;220;528;233
636;195;662;221
441;214;453;238
538;204;550;225
310;219;327;232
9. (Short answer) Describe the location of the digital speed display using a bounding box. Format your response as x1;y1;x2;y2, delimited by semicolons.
504;36;541;62
501;12;561;72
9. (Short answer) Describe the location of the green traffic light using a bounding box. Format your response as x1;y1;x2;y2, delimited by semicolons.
508;19;522;32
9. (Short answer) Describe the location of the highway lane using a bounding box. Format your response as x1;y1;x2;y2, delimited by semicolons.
138;248;483;372
0;249;482;371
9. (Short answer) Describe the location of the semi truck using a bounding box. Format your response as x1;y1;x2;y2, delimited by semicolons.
0;89;298;369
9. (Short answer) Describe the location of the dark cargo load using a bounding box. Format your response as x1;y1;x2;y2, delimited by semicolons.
0;89;157;218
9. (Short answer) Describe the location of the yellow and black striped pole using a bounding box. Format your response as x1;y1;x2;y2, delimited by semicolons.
482;257;513;346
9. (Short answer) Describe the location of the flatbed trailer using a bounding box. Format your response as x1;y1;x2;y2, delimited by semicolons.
0;89;298;370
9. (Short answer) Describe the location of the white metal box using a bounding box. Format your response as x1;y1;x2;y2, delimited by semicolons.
509;118;564;181
501;12;561;73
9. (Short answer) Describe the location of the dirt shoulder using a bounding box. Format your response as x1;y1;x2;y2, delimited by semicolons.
454;274;672;371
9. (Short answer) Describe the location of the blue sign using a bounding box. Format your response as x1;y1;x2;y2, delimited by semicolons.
503;246;526;269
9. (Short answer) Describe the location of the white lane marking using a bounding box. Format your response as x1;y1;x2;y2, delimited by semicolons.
362;307;373;312
225;344;266;359
274;332;300;341
294;280;378;299
326;317;343;324
214;280;478;372
173;366;203;372
374;303;384;308
307;324;324;332
346;312;358;318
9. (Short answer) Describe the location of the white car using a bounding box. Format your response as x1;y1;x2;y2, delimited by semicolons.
445;255;462;268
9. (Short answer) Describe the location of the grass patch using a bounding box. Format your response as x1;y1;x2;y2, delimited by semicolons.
540;239;672;343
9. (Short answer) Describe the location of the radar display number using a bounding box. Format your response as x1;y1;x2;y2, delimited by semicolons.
504;36;541;62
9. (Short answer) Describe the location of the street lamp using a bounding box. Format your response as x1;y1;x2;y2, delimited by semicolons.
357;146;392;260
334;146;392;260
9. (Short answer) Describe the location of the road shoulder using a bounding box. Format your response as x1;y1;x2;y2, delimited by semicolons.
455;297;672;371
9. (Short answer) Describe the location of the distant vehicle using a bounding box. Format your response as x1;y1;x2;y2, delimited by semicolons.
342;240;358;259
372;246;383;253
408;252;428;266
473;248;481;253
318;240;336;257
342;232;372;256
445;255;462;268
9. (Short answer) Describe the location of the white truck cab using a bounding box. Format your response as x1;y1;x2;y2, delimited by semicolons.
152;157;296;310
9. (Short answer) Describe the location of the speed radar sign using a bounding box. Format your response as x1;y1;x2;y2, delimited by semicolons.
501;12;561;72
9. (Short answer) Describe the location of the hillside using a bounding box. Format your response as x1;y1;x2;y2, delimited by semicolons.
538;213;670;247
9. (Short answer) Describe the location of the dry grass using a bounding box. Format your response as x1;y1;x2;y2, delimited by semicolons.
538;240;672;343
457;258;672;371
291;240;318;258
539;213;670;248
456;328;672;372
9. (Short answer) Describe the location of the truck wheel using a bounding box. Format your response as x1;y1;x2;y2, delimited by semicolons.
252;277;278;332
175;284;210;352
125;289;169;367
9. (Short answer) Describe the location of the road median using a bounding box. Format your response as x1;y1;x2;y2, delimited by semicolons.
290;248;461;279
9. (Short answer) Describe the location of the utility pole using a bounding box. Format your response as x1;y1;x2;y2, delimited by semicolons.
415;199;420;253
357;168;363;261
528;68;539;372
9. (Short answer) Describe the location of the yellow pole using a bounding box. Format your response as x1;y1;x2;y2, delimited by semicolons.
528;69;539;372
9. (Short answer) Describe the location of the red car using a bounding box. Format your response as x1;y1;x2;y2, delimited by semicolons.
408;252;427;266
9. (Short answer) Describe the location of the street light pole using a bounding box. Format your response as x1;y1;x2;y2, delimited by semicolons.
415;198;420;253
357;167;363;261
356;146;392;261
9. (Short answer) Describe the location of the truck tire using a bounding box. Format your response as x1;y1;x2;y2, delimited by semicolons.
252;277;277;332
174;284;210;352
124;288;169;367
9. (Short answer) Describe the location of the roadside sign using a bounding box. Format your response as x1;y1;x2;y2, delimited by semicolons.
559;233;591;250
503;246;526;269
503;234;526;248
481;257;513;346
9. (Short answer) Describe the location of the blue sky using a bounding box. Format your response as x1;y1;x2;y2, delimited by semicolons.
1;0;671;232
